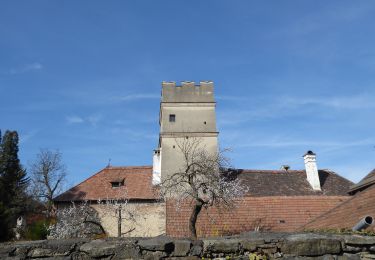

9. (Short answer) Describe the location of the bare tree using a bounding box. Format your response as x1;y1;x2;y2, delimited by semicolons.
160;137;247;239
30;149;66;216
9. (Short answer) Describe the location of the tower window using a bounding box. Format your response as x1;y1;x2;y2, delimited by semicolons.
169;114;176;122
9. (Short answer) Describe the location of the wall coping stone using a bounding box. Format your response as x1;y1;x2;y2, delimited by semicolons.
1;232;375;259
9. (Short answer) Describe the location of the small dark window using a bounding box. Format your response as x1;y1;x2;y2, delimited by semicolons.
204;121;207;124
169;114;176;122
111;182;120;188
111;180;124;188
173;145;175;149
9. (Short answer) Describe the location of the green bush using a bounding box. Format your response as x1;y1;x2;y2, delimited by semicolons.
24;219;50;240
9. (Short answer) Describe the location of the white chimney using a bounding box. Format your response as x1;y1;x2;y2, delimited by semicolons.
303;151;321;191
152;149;161;185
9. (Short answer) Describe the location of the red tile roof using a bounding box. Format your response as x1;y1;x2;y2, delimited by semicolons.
166;196;349;237
348;169;375;194
302;184;375;232
54;166;158;202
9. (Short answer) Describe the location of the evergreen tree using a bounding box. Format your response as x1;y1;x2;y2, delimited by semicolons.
0;130;10;240
0;130;29;241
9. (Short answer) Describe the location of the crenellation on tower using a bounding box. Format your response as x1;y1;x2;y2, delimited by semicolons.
180;81;195;87
161;80;215;103
161;81;176;87
199;80;213;87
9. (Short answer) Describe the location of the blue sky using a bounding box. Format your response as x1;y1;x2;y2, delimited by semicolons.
1;1;375;188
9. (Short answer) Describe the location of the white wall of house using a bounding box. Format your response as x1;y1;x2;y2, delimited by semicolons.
92;202;166;237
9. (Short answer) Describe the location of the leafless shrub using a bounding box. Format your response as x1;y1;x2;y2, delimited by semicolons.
48;201;105;239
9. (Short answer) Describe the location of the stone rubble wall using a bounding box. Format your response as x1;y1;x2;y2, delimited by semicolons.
1;232;375;259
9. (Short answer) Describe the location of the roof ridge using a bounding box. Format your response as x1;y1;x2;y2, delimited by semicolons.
106;165;152;169
240;169;304;173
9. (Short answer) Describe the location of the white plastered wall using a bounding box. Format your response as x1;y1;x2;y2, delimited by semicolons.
91;202;165;237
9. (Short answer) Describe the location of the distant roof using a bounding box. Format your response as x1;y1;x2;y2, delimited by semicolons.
348;169;375;194
237;169;353;196
54;166;353;202
302;184;375;231
54;166;158;202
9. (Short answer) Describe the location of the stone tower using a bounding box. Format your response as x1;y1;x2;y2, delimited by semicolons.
152;81;219;184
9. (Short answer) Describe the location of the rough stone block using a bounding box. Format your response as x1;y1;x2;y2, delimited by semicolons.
143;250;167;260
37;239;79;257
138;236;174;253
12;246;29;258
337;253;361;260
283;256;335;260
240;239;265;252
71;251;91;260
360;252;375;259
172;240;191;256
280;234;342;256
166;257;200;260
203;238;241;253
342;235;375;246
260;246;277;255
189;245;203;256
343;245;362;253
79;239;118;258
38;257;71;260
113;244;141;259
0;244;15;258
28;248;55;258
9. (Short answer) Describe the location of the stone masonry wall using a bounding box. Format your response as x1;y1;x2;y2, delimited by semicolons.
1;232;375;259
166;196;348;237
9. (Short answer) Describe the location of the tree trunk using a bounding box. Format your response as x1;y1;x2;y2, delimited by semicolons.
117;204;122;237
189;200;203;239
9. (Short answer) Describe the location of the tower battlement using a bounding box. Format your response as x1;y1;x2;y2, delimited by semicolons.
161;81;215;103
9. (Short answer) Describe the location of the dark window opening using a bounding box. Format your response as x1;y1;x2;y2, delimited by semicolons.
110;180;124;188
204;121;207;124
169;114;176;122
173;145;175;149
